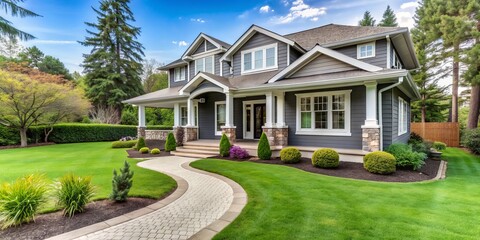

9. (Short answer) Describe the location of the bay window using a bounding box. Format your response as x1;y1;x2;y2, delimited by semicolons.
241;43;277;74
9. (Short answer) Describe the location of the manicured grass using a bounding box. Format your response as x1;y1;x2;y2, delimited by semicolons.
191;148;480;239
0;142;176;212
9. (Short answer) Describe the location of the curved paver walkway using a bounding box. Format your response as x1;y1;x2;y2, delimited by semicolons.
63;156;244;240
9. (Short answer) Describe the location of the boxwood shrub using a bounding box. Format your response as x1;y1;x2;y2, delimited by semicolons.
363;151;396;174
139;147;149;154
280;147;302;163
111;140;138;148
150;148;161;154
311;148;339;168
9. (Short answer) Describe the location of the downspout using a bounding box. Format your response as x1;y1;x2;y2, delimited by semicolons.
378;77;403;150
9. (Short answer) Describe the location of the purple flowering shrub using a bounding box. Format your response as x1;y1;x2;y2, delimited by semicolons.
229;145;250;159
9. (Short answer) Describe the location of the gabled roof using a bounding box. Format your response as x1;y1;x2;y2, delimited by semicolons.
204;34;231;49
181;33;229;59
179;72;235;95
158;59;187;71
220;25;306;62
268;44;383;83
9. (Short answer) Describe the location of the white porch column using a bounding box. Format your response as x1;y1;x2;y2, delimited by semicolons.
173;103;181;127
275;92;285;127
265;92;274;127
138;105;146;127
225;92;234;127
187;98;194;126
363;81;379;127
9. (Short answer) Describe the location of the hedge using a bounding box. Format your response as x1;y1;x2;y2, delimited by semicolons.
0;126;20;146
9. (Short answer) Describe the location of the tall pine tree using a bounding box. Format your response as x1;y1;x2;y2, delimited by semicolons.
358;11;376;26
80;0;144;121
378;5;398;27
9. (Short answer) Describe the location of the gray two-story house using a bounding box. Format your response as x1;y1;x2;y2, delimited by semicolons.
124;24;420;159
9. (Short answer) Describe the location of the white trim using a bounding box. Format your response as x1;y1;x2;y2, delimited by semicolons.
215;101;226;136
268;45;383;83
190;49;224;60
181;33;224;59
220;61;223;76
398;97;408;136
190;87;224;99
242;100;266;139
138;105;146;127
287;45;290;66
179;72;231;95
295;90;352;136
357;41;376;59
187;63;190;81
386;36;391;69
240;43;278;75
194;56;214;74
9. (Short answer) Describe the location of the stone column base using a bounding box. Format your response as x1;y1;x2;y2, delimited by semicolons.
362;127;380;152
137;127;146;139
221;126;237;144
262;126;289;147
173;127;184;146
184;126;198;143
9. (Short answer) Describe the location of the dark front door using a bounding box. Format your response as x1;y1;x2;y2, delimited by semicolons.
254;104;266;139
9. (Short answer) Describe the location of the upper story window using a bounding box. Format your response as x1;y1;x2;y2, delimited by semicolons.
398;97;408;135
174;67;186;82
392;51;403;69
357;42;375;59
241;43;277;74
195;56;214;74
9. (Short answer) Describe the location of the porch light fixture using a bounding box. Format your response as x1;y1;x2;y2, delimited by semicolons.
199;98;206;103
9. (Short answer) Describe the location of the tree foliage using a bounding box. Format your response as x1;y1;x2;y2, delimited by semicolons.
359;11;376;26
80;0;145;120
0;0;40;41
378;5;398;27
110;161;134;202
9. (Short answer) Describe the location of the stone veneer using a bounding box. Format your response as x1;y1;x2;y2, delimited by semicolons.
221;126;236;144
362;127;380;152
183;127;198;143
137;127;146;139
145;130;172;140
262;126;288;147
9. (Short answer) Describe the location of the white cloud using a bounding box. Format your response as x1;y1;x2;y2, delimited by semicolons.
396;11;415;29
30;40;77;45
171;40;188;47
260;5;272;13
281;0;289;7
273;0;326;24
171;41;177;44
400;1;419;9
190;18;205;23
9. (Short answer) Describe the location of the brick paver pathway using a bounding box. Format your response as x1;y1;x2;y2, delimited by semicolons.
76;156;234;240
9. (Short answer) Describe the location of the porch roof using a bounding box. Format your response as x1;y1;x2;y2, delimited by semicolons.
122;86;186;106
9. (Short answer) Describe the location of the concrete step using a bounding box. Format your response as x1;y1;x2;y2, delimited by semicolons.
171;151;215;159
175;147;219;155
181;145;219;151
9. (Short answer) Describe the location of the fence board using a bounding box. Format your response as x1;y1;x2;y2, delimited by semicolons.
411;122;460;147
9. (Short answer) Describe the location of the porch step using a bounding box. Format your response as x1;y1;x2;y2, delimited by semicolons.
175;147;219;155
181;145;219;151
171;151;215;159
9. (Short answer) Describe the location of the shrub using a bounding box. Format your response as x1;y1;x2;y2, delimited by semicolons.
151;148;161;154
363;151;396;174
229;146;250;159
257;132;272;160
0;174;47;229
110;161;134;202
408;132;423;144
462;128;480;155
120;110;137;125
219;134;232;157
165;132;176;152
111;140;137;148
386;143;426;170
135;137;146;150
55;174;94;217
280;147;302;163
139;147;149;154
311;148;340;168
0;125;20;146
432;141;447;151
409;141;430;155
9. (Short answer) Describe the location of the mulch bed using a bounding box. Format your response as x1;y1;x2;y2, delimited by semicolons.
126;139;172;158
0;198;157;240
0;142;55;150
210;156;441;182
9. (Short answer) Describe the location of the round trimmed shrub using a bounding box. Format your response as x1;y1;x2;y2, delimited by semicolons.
363;151;396;175
432;141;447;151
311;148;339;168
280;147;301;163
150;148;160;154
139;147;149;154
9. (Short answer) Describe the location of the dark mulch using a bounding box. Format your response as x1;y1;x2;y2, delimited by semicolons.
126;140;172;158
0;142;55;150
0;198;157;240
209;156;441;182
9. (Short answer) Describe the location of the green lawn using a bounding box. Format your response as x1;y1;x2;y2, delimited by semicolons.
0;142;176;212
191;148;480;240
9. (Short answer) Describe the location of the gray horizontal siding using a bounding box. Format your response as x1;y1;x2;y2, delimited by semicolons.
196;92;225;139
232;32;288;77
215;54;221;75
169;68;187;88
285;85;366;149
193;41;206;55
381;87;393;148
391;87;410;144
206;40;216;51
290;47;302;65
335;39;387;68
222;60;231;77
189;61;195;80
233;95;266;139
291;54;356;78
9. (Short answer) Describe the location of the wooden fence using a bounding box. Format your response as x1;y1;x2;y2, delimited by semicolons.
411;122;460;147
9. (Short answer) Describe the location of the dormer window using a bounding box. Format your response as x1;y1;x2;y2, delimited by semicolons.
241;43;277;74
195;56;214;74
174;67;186;82
357;42;375;59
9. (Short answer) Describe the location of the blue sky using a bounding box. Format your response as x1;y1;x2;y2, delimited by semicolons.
8;0;419;73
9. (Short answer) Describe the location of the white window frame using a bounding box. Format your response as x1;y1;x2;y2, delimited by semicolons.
357;42;376;59
174;67;186;82
180;105;188;126
398;97;408;135
241;43;278;75
215;101;226;136
392;51;403;69
295;90;352;136
194;56;214;74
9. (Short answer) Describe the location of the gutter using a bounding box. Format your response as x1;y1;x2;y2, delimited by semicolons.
378;76;403;150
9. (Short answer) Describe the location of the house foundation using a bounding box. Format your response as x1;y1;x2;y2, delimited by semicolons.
362;127;380;152
137;126;146;139
221;126;236;144
262;126;289;147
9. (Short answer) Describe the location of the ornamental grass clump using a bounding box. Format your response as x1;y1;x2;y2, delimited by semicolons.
280;147;302;163
219;134;232;157
312;148;339;168
257;132;272;160
229;146;250;159
0;174;47;229
363;151;396;174
55;174;94;217
165;132;176;152
110;161;134;202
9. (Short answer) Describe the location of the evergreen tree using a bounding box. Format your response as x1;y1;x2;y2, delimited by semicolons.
18;46;44;67
0;0;40;40
110;160;134;202
359;11;376;26
80;0;144;121
378;5;398;27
